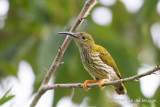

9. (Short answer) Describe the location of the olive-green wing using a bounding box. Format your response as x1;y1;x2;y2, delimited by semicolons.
95;45;121;78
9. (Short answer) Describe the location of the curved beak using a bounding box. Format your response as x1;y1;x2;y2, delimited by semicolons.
58;32;78;38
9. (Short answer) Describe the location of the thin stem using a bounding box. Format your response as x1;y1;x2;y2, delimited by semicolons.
44;65;160;90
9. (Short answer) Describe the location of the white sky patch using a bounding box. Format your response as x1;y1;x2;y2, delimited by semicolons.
92;7;112;26
36;77;54;107
113;94;134;107
100;0;117;6
157;1;160;15
56;97;79;107
138;64;160;98
151;23;160;49
106;91;133;107
120;0;144;13
0;0;9;16
12;61;35;107
36;90;54;107
0;0;9;29
56;97;89;107
0;60;53;107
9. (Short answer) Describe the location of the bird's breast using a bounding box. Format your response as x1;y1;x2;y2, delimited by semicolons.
79;48;118;80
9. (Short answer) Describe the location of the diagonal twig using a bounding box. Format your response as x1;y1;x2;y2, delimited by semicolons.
30;0;98;107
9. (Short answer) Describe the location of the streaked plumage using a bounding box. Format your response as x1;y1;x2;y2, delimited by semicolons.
58;32;127;94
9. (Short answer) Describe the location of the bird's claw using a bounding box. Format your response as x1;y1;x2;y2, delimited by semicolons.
83;81;91;91
83;80;99;91
99;79;110;90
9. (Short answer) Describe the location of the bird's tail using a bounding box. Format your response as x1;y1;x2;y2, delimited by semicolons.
113;83;127;95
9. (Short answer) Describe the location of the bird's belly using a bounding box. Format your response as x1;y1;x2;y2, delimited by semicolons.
81;53;119;81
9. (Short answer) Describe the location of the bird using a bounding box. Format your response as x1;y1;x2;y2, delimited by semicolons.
58;32;127;95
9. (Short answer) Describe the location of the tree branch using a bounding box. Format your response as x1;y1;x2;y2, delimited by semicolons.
44;65;160;90
30;0;98;107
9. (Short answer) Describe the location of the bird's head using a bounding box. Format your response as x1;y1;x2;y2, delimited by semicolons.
58;32;94;48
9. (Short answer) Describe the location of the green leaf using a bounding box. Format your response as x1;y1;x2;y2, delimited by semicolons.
0;88;15;105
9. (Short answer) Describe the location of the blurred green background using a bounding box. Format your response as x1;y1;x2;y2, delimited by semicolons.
0;0;160;107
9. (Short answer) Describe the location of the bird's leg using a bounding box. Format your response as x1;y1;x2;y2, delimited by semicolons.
83;80;99;91
99;79;110;90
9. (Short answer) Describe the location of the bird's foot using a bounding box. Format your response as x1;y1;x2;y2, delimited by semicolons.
83;80;99;91
99;79;110;90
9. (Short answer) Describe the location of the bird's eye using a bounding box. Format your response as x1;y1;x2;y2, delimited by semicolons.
82;36;86;40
